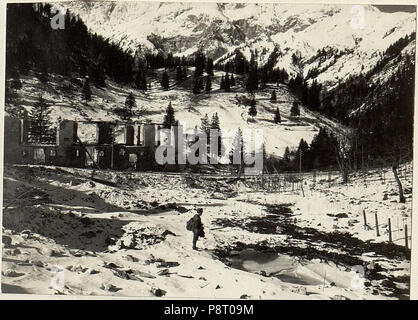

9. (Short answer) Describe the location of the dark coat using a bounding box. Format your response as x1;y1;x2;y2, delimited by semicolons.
190;214;205;238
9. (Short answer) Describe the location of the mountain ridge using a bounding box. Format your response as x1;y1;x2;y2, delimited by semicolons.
60;2;416;86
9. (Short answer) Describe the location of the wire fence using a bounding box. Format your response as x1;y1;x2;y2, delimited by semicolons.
236;163;413;249
223;161;413;192
6;161;412;248
361;209;412;249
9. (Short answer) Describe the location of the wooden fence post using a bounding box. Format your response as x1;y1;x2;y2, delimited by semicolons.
388;218;392;242
364;166;367;186
375;213;380;237
405;225;408;249
363;210;367;230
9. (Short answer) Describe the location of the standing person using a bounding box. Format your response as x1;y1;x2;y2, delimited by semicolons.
186;208;205;250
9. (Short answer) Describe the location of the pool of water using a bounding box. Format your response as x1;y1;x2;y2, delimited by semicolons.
227;248;355;288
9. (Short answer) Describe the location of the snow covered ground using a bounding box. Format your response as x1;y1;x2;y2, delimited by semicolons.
1;163;411;299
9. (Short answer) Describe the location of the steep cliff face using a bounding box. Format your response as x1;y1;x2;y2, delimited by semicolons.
61;2;415;86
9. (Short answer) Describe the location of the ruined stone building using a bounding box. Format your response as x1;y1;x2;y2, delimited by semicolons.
3;115;181;170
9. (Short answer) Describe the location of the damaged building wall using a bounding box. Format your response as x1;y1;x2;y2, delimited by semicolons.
4;117;177;171
58;120;77;147
114;124;126;144
126;125;134;145
97;122;114;144
4;118;85;167
57;120;85;167
143;124;156;150
4;116;22;163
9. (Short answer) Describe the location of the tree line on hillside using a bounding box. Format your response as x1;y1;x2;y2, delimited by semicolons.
5;4;291;109
280;56;414;176
267;127;339;173
215;47;289;85
155;47;292;96
6;4;136;87
145;52;192;70
285;32;416;170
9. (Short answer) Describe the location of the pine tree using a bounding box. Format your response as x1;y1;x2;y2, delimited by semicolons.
176;66;183;82
193;77;201;95
290;101;300;117
198;78;204;91
230;74;235;86
274;107;281;123
297;138;311;171
200;113;210;148
166;52;174;69
283;147;291;162
220;75;225;90
200;114;210;136
246;59;259;92
270;90;277;102
230;127;244;175
161;71;169;90
140;72;147;91
10;68;22;90
90;64;106;88
205;76;212;93
28;95;55;144
82;76;91;103
206;58;214;77
194;51;206;78
211;113;222;156
134;70;142;89
124;92;136;120
211;112;220;131
281;146;291;171
309;127;338;169
163;102;176;128
224;73;231;92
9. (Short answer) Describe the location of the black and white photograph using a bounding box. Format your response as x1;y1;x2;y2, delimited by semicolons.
1;0;416;300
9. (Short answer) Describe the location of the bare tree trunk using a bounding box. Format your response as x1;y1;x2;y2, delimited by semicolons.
333;132;353;184
342;166;349;184
392;165;406;203
336;154;349;184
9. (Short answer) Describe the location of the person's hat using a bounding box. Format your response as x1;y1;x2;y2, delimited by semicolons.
197;208;203;214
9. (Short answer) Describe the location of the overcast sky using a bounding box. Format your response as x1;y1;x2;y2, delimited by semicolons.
373;5;416;13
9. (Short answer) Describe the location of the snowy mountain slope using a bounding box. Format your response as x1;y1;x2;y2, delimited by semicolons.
349;39;416;118
6;69;347;158
60;2;416;86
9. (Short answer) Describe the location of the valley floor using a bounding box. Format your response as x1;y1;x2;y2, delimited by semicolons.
1;164;412;299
